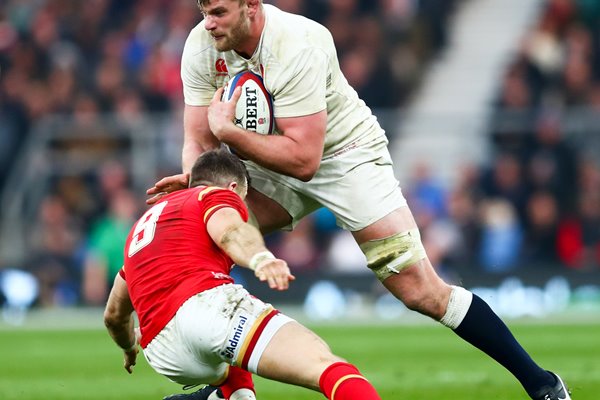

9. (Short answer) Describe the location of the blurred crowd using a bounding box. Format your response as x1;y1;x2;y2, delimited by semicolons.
404;0;600;279
0;0;598;310
481;0;600;272
0;0;456;188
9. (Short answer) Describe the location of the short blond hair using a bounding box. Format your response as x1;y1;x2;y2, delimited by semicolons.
197;0;246;7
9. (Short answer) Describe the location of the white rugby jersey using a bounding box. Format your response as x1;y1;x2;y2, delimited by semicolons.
181;4;385;158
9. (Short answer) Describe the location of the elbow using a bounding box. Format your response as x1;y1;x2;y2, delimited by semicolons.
296;169;317;182
103;308;122;330
104;314;116;330
294;159;320;182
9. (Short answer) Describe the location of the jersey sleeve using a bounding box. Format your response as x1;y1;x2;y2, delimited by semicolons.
199;188;249;224
181;31;217;106
271;48;328;118
118;266;126;280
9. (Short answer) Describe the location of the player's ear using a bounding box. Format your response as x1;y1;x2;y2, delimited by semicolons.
227;181;238;192
245;0;261;18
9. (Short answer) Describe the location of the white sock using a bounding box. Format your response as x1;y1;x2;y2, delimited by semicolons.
229;388;256;400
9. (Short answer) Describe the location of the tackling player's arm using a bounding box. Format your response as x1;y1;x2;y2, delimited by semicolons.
104;272;138;374
206;206;295;290
208;87;326;182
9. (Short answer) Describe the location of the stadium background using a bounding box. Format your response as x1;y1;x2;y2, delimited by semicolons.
0;0;599;399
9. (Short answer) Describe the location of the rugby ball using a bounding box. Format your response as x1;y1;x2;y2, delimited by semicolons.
222;71;274;135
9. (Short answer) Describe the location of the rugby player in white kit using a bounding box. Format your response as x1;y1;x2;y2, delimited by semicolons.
148;1;573;399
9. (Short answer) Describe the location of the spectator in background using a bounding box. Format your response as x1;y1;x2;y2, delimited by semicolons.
406;162;448;220
478;199;523;273
488;0;600;273
270;217;321;273
326;230;369;274
93;160;130;216
27;195;84;306
444;184;481;268
554;150;600;262
523;110;578;211
53;176;98;228
0;98;27;188
82;189;140;305
416;0;457;55
522;191;560;265
480;152;529;224
557;191;600;270
490;64;535;156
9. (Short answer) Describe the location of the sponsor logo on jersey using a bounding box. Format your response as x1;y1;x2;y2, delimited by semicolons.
244;86;258;131
216;58;228;76
221;315;248;359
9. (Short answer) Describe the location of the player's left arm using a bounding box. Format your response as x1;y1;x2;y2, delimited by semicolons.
209;88;326;182
208;49;328;182
104;272;138;374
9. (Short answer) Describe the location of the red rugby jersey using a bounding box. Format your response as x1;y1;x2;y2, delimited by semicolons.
121;186;249;348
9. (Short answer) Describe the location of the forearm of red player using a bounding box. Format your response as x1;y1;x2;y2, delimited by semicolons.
206;207;269;269
221;112;326;182
104;274;136;351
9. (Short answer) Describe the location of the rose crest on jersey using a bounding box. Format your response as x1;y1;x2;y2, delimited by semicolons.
215;58;228;76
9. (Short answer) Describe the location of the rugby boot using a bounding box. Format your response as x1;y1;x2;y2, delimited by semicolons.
163;386;223;400
533;372;572;400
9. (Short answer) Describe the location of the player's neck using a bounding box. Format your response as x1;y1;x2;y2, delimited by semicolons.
235;8;265;59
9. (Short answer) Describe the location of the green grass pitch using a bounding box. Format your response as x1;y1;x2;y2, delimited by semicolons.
0;321;598;399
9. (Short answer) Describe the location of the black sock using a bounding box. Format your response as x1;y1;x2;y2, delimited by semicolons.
453;294;555;397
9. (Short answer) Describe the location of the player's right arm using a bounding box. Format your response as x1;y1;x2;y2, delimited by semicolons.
147;27;221;205
146;105;218;204
104;272;138;374
206;206;295;290
182;104;221;173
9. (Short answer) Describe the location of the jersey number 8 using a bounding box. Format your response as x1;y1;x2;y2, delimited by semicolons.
128;201;168;257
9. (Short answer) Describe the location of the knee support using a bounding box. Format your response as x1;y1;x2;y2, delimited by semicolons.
359;229;427;282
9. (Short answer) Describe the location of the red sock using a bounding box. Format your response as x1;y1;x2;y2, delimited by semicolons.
319;362;380;400
220;366;255;399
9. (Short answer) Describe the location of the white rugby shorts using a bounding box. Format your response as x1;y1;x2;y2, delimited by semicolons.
142;284;293;386
245;137;407;231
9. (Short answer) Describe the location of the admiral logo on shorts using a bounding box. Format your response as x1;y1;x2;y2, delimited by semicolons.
221;315;248;359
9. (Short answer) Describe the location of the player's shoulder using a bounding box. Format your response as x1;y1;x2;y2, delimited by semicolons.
164;186;229;215
159;187;196;206
183;20;217;58
265;4;328;33
264;5;333;56
195;185;226;200
191;185;242;203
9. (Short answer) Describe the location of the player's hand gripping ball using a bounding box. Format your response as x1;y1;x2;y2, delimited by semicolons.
222;71;274;135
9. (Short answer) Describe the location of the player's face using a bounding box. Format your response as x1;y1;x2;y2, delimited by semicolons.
202;0;251;52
